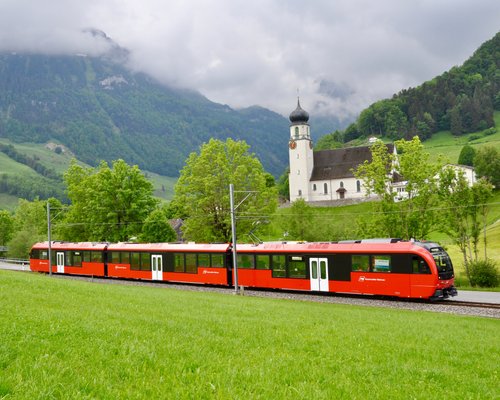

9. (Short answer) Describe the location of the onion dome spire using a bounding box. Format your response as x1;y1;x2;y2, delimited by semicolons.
289;97;309;124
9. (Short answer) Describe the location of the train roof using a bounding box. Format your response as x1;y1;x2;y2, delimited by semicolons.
106;242;231;252
32;241;109;251
236;240;433;254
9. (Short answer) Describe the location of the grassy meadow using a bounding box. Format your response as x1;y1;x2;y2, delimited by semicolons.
0;270;498;399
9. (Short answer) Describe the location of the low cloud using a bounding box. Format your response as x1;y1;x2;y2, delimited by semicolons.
0;0;498;120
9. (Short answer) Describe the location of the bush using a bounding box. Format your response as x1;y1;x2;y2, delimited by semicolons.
484;127;497;136
468;259;499;287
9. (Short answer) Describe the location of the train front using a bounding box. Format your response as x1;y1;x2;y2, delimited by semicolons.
421;242;458;299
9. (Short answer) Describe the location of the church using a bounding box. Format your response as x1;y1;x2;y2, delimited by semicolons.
287;99;397;203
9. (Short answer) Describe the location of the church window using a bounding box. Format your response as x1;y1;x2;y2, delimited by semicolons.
297;154;299;159
313;184;317;191
324;183;328;194
294;127;299;138
297;170;300;175
298;190;302;197
340;181;344;188
357;180;361;192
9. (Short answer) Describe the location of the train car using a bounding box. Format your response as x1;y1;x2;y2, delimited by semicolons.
30;241;108;276
235;240;457;299
30;239;457;300
105;242;231;285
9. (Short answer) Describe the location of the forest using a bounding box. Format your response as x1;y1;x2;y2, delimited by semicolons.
319;32;499;147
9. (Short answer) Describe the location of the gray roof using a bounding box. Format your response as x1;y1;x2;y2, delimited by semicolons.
310;144;394;181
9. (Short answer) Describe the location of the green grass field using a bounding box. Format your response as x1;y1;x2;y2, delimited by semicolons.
0;139;177;208
0;270;498;399
424;112;500;163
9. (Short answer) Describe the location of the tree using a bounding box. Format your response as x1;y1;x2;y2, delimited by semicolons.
276;168;290;201
61;159;157;242
279;199;315;241
355;137;442;239
7;198;62;258
437;167;494;284
0;210;14;246
173;138;278;242
458;144;476;166
316;130;344;150
474;146;500;188
140;208;177;243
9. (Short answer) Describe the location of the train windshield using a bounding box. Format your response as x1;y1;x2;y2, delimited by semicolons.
430;247;454;280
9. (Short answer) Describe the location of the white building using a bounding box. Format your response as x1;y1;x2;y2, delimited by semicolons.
287;100;478;204
288;99;396;203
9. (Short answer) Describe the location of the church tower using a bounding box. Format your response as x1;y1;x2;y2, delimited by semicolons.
288;98;314;202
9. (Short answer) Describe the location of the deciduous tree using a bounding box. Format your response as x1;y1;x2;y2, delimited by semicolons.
173;138;277;242
0;210;14;246
474;145;500;188
140;208;177;243
355;137;442;239
437;167;494;283
61;159;157;242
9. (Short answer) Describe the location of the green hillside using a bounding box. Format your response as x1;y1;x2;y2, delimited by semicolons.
323;32;499;144
0;53;294;177
0;138;176;210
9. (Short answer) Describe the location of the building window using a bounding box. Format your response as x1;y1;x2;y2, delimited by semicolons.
294;127;299;138
297;170;300;175
313;184;316;191
324;183;328;194
298;190;302;197
357;180;361;192
340;181;344;188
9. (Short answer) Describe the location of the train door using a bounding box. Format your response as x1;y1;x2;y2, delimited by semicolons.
56;252;65;273
151;255;163;281
310;258;329;292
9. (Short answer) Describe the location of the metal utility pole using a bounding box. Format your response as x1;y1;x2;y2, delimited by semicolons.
229;184;238;294
229;184;258;294
47;202;52;276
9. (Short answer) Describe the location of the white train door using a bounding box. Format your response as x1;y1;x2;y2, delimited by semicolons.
310;258;329;292
152;255;163;281
56;252;65;273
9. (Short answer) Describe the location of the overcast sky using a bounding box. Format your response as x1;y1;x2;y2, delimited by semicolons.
0;0;498;120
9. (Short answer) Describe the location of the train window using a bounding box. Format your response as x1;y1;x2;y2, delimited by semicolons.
90;251;102;263
121;252;130;264
256;255;270;269
83;252;91;263
40;250;48;260
211;254;224;268
185;253;197;273
320;260;327;279
130;253;140;270
237;254;254;269
198;253;210;268
141;253;151;271
111;252;121;264
70;251;82;267
412;256;430;274
174;253;184;272
288;256;306;278
352;255;369;272
372;255;391;272
272;255;286;278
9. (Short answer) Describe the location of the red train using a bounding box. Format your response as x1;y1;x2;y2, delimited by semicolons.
29;239;458;300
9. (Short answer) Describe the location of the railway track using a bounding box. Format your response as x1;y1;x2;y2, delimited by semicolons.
441;300;500;310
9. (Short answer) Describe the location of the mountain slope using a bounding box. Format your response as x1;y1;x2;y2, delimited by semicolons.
0;53;298;177
342;31;499;142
